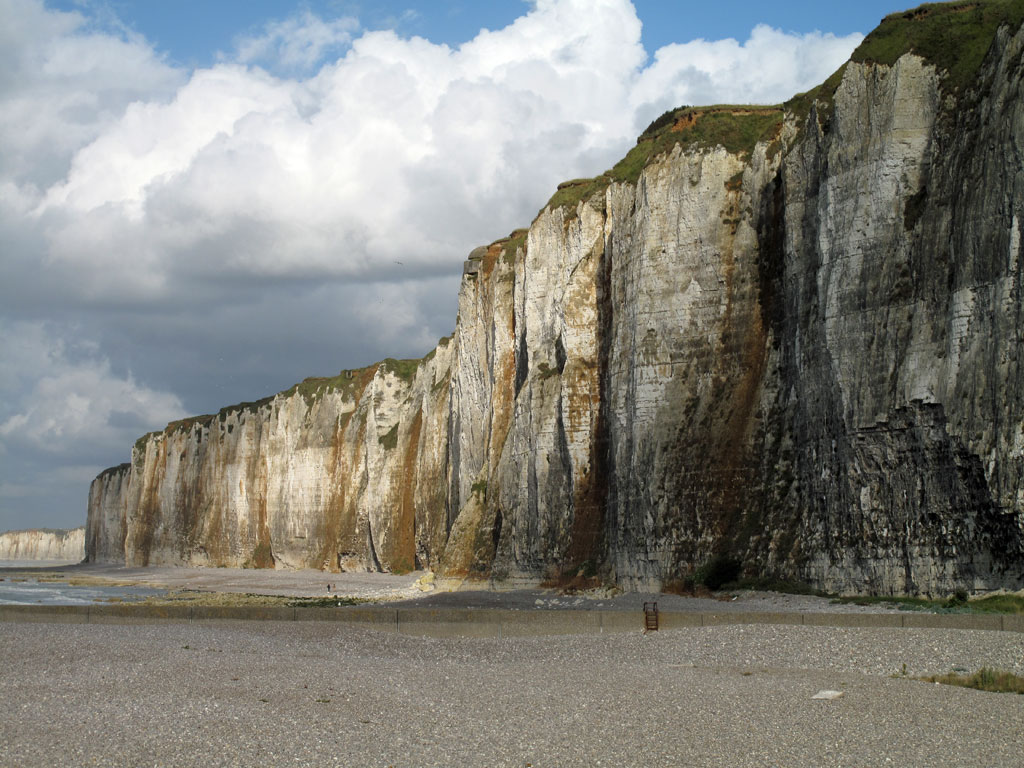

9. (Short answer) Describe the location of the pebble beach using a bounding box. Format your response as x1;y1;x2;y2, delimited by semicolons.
3;595;1023;766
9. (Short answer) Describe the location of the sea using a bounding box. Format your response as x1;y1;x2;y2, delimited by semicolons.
0;562;167;605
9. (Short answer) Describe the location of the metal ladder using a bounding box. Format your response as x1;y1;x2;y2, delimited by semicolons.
643;601;659;632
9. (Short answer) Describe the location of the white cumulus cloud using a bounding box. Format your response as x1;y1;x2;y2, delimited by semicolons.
631;24;858;114
0;0;182;191
233;10;360;71
0;322;184;456
0;0;865;529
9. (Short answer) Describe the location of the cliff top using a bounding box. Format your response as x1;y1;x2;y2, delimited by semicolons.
540;105;785;220
539;1;1024;222
853;0;1024;91
130;352;437;453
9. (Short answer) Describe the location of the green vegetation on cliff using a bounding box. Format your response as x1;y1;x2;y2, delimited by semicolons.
381;357;420;383
127;343;444;462
541;106;784;219
499;228;528;266
540;1;1024;220
784;63;849;131
378;423;399;450
852;0;1024;92
280;369;370;406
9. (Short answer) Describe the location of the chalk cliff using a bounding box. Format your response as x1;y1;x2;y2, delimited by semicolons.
0;527;85;562
87;3;1024;595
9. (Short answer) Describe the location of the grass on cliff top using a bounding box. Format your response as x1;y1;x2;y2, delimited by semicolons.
784;63;849;129
541;106;783;219
852;0;1024;92
257;357;420;411
541;1;1024;222
498;228;529;265
280;364;378;406
422;335;452;363
381;357;421;383
129;350;436;456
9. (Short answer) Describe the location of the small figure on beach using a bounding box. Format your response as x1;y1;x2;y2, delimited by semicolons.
327;583;332;593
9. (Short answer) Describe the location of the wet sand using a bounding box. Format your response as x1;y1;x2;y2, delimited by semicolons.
1;563;423;605
0;562;915;614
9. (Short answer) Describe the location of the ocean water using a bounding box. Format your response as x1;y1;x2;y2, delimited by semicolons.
0;570;167;605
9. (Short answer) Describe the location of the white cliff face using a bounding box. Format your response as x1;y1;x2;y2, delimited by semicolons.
768;26;1024;595
88;350;453;573
0;527;85;561
87;16;1024;595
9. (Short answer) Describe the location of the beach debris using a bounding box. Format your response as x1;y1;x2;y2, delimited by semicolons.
414;571;435;592
811;690;844;700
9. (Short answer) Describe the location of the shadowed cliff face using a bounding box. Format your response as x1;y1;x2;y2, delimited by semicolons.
87;11;1024;595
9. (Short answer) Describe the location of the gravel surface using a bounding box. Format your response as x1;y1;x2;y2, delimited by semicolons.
2;621;1022;767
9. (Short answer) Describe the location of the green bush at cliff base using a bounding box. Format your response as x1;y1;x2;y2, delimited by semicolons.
968;593;1024;613
852;0;1024;92
918;667;1024;694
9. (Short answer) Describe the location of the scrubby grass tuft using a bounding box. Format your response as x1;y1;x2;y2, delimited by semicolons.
968;593;1024;613
279;368;369;406
784;63;848;130
919;667;1024;694
499;228;529;266
470;478;488;502
287;596;368;608
381;357;420;383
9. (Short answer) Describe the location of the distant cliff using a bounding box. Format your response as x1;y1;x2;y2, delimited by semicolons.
87;2;1024;595
0;527;85;562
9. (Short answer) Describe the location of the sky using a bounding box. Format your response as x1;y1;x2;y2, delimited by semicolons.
0;0;907;532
